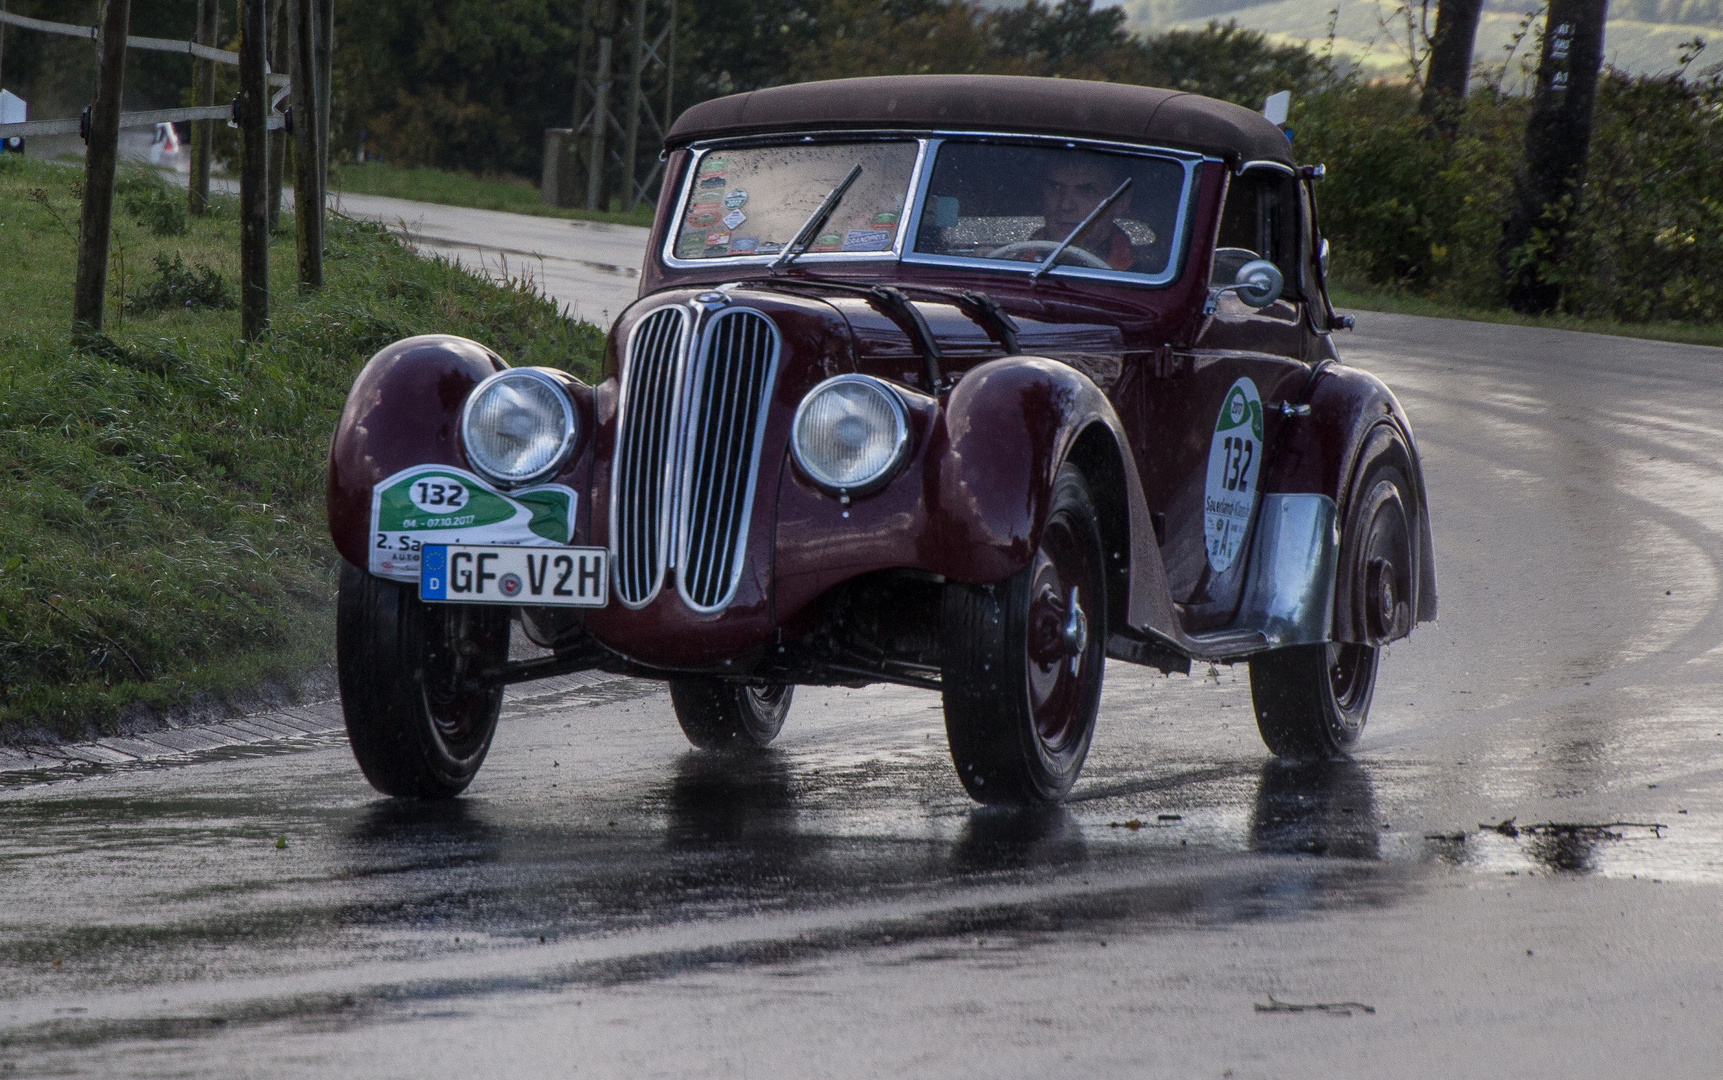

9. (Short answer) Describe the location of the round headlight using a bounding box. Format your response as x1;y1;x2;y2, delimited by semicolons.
790;375;910;495
460;368;577;487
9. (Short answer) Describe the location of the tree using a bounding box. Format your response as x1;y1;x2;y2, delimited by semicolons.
1421;0;1484;135
1500;0;1610;313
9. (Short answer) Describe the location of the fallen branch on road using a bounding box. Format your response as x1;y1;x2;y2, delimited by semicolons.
1255;995;1375;1016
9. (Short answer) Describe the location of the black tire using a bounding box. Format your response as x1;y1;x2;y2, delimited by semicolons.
669;679;793;750
1247;642;1379;758
336;562;509;798
941;464;1107;805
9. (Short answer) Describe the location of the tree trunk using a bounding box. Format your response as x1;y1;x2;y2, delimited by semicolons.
239;0;271;340
1420;0;1484;136
268;0;288;229
72;0;132;342
1500;0;1609;314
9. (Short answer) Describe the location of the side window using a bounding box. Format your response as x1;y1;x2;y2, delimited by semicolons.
1211;170;1298;298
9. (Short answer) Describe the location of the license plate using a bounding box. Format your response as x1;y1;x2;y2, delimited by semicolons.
419;544;608;607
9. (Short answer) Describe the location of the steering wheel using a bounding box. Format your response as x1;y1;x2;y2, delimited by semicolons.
983;239;1113;270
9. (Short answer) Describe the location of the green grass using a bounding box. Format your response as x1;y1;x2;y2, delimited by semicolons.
329;161;656;228
0;155;604;740
1330;285;1723;351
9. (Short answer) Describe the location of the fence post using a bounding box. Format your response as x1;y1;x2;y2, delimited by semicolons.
239;0;270;339
71;0;132;343
291;0;322;289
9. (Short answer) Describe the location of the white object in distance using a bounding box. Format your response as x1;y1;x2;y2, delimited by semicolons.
1262;90;1291;127
148;121;180;164
0;89;24;152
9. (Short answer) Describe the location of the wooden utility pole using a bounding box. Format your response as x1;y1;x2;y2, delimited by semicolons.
585;0;614;211
72;0;132;343
622;0;645;210
239;0;270;339
1420;0;1484;136
268;0;287;229
316;0;332;197
1500;0;1609;314
188;0;219;216
291;0;323;288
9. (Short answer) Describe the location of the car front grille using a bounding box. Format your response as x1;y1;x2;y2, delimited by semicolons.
611;304;780;612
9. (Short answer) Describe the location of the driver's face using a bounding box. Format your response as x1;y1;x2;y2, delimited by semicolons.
1041;159;1129;236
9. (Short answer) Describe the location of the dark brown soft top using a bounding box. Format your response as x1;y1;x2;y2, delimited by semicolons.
665;74;1292;166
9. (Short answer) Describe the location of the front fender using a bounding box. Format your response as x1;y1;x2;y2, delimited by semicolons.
774;357;1169;635
325;335;596;573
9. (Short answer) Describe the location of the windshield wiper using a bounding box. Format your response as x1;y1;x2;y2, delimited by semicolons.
1030;177;1133;281
772;163;864;272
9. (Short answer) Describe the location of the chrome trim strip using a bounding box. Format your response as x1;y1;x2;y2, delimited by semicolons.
1233;493;1338;647
1237;158;1297;176
672;307;782;613
610;304;691;610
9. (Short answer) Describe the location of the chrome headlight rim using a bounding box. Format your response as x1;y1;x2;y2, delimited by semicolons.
790;374;912;498
459;367;578;488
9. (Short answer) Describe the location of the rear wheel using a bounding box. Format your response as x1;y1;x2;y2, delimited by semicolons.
1248;436;1410;759
669;679;793;750
1247;642;1379;758
941;464;1107;805
337;563;509;798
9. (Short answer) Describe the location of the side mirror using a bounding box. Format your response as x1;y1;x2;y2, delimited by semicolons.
1231;260;1284;307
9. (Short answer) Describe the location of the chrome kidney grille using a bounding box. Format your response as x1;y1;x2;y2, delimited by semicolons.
611;304;781;612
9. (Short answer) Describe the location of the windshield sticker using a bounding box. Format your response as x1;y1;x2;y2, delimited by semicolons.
704;231;730;247
812;232;843;251
1203;377;1264;573
722;208;747;229
690;192;721;208
699;156;727;173
842;228;893;252
369;465;577;583
872;210;900;226
676;232;706;256
731;237;759;254
686;210;719;228
698;175;725;189
723;189;748;209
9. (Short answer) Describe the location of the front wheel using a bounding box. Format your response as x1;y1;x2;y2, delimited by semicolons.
941;464;1107;805
336;563;509;798
1247;642;1379;758
669;679;793;751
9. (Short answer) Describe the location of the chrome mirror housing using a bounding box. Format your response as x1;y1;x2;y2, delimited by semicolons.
1203;258;1285;315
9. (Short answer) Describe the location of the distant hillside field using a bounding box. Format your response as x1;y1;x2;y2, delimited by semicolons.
1119;0;1722;79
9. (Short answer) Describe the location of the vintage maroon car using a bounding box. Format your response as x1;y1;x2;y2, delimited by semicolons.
326;75;1436;804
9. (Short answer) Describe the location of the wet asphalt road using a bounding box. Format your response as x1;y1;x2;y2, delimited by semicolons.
7;240;1723;1071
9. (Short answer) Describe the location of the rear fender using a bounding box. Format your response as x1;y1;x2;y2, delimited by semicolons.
1257;363;1437;641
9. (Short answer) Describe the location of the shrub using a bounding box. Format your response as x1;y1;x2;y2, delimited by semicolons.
125;253;236;313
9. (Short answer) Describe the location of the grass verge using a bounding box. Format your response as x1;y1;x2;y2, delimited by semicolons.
1331;286;1723;350
329;162;655;228
0;155;604;740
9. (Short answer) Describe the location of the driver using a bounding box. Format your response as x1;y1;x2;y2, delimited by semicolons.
1032;156;1135;271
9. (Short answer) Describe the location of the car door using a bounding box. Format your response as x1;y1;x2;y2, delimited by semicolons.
1141;165;1314;634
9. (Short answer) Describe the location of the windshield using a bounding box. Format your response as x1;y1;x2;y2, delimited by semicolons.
910;143;1188;279
669;142;920;261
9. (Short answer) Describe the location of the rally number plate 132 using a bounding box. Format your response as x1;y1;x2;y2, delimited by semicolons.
419;544;608;607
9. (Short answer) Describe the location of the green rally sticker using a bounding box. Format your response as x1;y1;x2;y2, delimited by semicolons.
369;465;577;582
